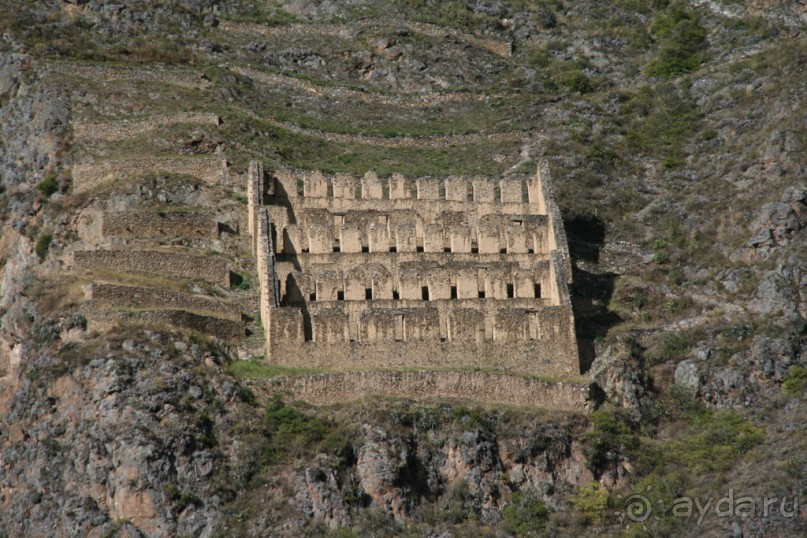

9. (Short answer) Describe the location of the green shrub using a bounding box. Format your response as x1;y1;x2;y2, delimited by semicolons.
647;331;690;365
501;492;549;535
263;396;350;464
652;239;669;264
237;385;255;404
195;411;217;448
585;410;639;471
559;70;595;94
329;528;358;538
35;232;53;260
783;366;807;395
228;192;248;204
586;140;621;170
667;383;705;419
646;6;707;78
451;405;496;430
663;299;685;315
630;426;766;535
164;483;201;512
627;470;688;530
527;47;551;68
668;267;686;286
573;482;609;524
38;173;59;198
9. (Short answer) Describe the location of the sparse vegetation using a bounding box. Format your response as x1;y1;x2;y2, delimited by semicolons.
625;83;700;168
261;395;351;464
502;492;550;535
637;409;765;477
646;331;690;365
164;483;202;512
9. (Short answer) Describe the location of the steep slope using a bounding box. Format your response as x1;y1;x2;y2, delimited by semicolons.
0;1;805;536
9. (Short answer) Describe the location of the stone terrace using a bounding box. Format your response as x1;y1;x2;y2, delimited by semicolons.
66;105;259;347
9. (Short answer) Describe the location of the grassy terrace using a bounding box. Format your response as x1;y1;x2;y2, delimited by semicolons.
61;63;522;176
73;110;518;176
64;61;538;137
232;84;537;138
228;359;324;378
248;125;518;176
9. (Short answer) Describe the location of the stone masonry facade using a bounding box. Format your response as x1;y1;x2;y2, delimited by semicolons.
248;161;580;380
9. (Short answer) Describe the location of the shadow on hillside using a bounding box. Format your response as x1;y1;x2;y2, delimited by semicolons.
564;213;622;374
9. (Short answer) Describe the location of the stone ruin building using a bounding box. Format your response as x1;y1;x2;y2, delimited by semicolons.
247;161;580;380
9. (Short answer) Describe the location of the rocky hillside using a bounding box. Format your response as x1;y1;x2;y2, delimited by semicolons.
1;0;806;536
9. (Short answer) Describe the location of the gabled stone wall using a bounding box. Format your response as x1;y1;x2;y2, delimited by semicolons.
247;161;581;404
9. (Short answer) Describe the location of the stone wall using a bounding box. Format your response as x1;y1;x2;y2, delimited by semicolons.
247;160;265;253
268;304;579;378
271;169;532;204
219;19;511;58
73;250;231;287
232;66;498;107
72;156;228;193
102;211;219;239
534;162;573;283
47;63;210;89
89;309;243;340
246;371;588;410
89;283;242;320
267;170;548;260
273;215;548;257
256;208;280;355
73;113;220;142
276;263;552;304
